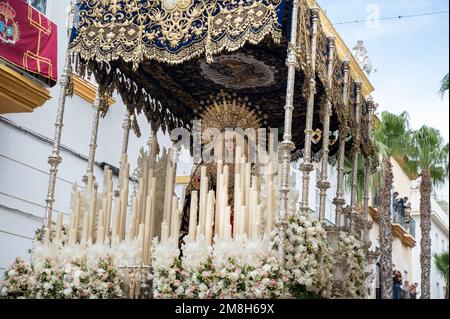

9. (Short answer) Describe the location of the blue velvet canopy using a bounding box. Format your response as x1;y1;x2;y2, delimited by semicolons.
69;0;365;159
70;0;286;68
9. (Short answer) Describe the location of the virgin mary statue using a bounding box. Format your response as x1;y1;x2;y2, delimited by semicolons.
179;96;262;241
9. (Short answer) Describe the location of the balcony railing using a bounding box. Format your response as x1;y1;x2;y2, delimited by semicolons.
372;191;415;238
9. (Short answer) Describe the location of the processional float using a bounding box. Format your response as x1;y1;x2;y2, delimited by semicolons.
42;0;379;297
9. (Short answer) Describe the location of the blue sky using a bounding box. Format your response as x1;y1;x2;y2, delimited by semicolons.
318;0;449;199
319;0;449;141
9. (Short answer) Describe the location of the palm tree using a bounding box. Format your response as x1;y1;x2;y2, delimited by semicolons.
433;251;449;299
405;126;449;299
343;155;366;204
440;73;449;98
373;111;412;299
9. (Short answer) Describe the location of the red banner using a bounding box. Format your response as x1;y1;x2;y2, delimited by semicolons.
0;0;58;85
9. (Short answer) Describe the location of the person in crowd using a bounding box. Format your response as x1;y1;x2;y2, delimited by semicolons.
393;270;403;299
409;282;419;299
402;280;411;299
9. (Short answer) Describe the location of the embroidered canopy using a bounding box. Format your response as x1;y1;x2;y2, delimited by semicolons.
69;0;372;159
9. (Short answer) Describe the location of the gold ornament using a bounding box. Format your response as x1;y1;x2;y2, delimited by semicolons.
200;97;262;143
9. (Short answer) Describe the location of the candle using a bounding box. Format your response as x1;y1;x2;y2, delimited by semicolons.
105;192;113;238
240;205;246;237
255;205;262;239
97;209;104;244
81;209;89;245
225;224;232;240
128;197;138;240
149;177;157;245
245;162;251;207
142;195;152;264
161;221;169;243
205;190;215;246
223;206;231;239
196;225;202;241
112;198;121;240
74;193;81;240
88;190;97;241
215;173;223;237
55;212;63;241
188;191;199;241
266;182;274;235
199;166;208;233
170;196;179;238
137;224;145;263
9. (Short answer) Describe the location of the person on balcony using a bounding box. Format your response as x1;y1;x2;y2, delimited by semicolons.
393;270;403;299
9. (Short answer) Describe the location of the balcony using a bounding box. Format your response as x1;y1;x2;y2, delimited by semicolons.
0;1;57;113
370;191;416;248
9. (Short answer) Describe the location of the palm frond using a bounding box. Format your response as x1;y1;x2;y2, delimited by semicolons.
409;126;449;187
439;73;449;98
433;251;449;283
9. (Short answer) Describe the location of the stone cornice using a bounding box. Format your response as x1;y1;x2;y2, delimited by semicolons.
72;73;116;106
370;206;416;248
0;63;51;114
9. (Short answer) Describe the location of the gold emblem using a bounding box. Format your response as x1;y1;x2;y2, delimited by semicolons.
0;2;20;45
162;0;193;11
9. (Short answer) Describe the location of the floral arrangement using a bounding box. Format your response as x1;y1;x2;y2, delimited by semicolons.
0;257;34;299
336;231;367;298
0;237;142;299
271;210;334;299
152;236;287;299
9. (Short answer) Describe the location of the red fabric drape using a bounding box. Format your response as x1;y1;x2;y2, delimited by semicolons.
0;0;57;85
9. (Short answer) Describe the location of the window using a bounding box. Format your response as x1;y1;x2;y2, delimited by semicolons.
28;0;47;14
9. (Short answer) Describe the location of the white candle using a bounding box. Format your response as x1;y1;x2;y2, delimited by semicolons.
266;182;274;235
196;225;202;241
223;206;231;239
105;192;113;237
96;209;104;244
215;173;223;237
55;212;63;241
225;224;232;240
199;166;208;233
255;205;262;239
240;205;247;237
88;190;97;241
188;191;199;241
149;177;157;244
205;190;215;246
161;221;169;243
112;198;121;240
81;209;89;245
170;196;179;238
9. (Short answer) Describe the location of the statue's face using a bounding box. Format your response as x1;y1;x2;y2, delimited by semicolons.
224;134;236;154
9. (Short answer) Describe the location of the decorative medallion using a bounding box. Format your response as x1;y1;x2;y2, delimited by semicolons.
311;128;323;144
200;53;277;90
0;2;20;45
162;0;194;11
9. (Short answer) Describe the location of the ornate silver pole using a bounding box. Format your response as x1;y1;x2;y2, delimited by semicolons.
43;0;77;240
317;35;335;223
362;98;375;245
121;110;132;157
300;7;320;214
349;81;363;234
114;110;132;197
278;0;300;263
332;60;350;229
83;87;104;185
